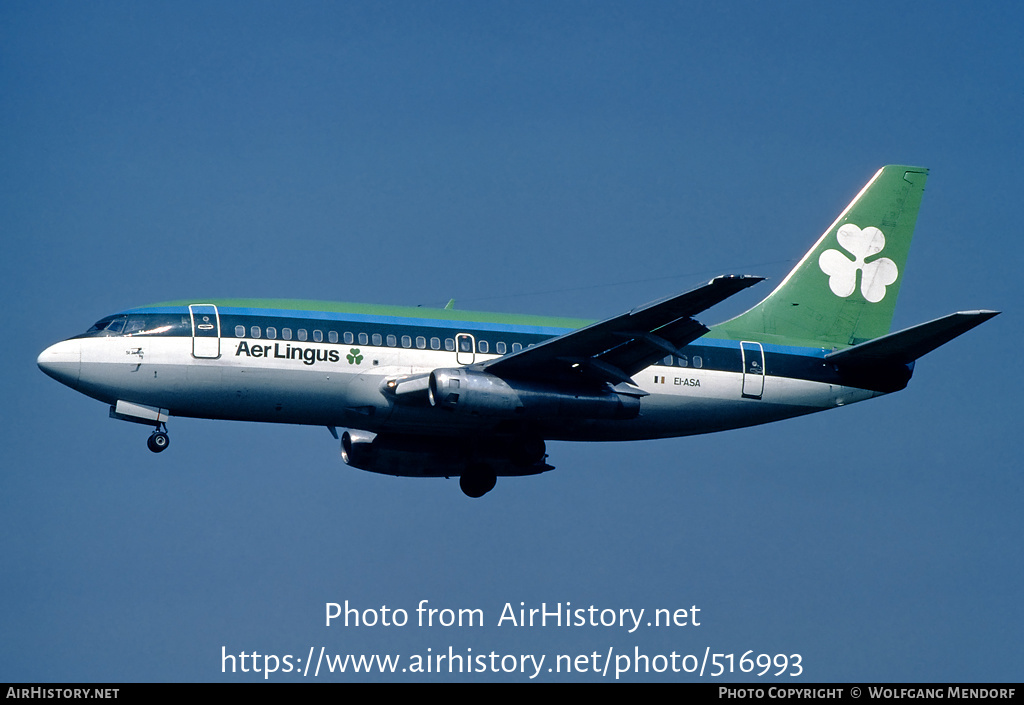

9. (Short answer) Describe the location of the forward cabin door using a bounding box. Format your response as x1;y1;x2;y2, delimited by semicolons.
740;341;764;399
189;304;221;358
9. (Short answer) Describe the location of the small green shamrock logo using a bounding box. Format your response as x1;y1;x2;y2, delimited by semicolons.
346;348;363;365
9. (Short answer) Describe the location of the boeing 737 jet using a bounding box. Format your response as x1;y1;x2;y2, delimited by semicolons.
38;166;997;496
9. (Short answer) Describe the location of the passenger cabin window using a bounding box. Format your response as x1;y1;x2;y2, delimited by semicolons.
372;333;382;346
512;342;522;352
444;338;455;352
496;342;507;354
693;356;703;369
329;331;338;344
430;337;441;350
251;326;261;339
344;332;354;344
358;333;368;345
235;325;245;338
401;335;412;348
416;336;426;349
478;340;489;354
282;328;292;340
313;330;323;343
266;327;277;340
298;329;308;341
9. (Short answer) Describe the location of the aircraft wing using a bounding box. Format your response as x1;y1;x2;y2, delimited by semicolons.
480;275;763;386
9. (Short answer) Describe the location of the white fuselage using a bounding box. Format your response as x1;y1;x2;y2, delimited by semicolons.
39;326;877;443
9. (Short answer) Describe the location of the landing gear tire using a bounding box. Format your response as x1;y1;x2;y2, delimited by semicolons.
460;464;497;498
147;431;170;453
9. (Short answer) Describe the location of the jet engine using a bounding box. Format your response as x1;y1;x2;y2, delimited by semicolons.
340;429;549;479
427;368;640;420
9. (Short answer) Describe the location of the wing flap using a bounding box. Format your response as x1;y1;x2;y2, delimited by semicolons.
596;317;709;376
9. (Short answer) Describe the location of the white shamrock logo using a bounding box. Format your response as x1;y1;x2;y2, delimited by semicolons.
818;224;898;303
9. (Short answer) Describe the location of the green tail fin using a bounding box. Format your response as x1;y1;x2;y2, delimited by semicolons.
714;165;928;347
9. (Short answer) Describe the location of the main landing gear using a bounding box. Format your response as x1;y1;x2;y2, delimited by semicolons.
459;463;497;498
147;424;170;453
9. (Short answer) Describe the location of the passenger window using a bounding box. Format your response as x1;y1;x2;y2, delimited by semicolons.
344;332;354;345
663;355;673;366
430;337;441;350
512;343;522;352
401;335;412;348
478;340;489;353
693;356;703;369
372;333;382;346
416;336;426;349
298;329;308;341
677;355;688;367
235;325;245;338
386;334;397;347
328;331;338;344
266;327;277;340
444;338;455;352
496;342;507;354
313;330;323;343
282;328;292;340
358;333;368;345
251;326;261;339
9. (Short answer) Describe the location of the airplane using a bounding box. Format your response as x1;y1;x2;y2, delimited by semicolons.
37;165;998;497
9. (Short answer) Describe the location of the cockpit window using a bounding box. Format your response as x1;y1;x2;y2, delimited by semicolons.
84;314;187;337
123;317;149;335
87;316;127;335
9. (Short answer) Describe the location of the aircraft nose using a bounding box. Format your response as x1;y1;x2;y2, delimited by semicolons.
37;339;81;387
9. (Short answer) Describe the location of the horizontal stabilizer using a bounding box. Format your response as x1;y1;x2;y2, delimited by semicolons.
826;310;999;367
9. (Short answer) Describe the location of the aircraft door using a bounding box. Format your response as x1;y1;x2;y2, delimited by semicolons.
189;304;221;359
740;341;764;399
456;333;475;365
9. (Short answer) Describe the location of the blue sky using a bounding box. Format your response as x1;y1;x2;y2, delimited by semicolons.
2;2;1021;682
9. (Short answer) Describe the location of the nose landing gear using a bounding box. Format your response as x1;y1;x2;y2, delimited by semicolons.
147;424;170;453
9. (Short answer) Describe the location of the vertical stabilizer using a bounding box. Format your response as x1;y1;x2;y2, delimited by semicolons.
714;165;928;347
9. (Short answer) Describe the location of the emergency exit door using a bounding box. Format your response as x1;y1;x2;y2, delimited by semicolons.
741;341;764;399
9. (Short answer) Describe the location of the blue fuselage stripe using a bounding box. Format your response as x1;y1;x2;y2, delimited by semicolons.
92;306;844;384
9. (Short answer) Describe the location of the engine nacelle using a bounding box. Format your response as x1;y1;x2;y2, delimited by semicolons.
428;368;521;415
339;429;548;478
342;429;458;476
428;368;640;420
340;429;378;470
